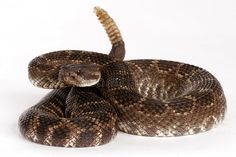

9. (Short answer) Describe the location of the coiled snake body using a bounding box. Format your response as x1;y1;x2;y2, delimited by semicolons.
18;7;226;147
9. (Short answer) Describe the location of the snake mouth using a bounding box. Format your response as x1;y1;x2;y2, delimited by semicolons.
75;74;101;87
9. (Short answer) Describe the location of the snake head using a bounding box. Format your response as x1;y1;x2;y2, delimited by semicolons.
59;64;101;87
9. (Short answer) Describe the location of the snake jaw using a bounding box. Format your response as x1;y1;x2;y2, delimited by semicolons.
76;72;101;87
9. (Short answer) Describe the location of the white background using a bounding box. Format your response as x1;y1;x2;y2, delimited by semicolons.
0;0;236;157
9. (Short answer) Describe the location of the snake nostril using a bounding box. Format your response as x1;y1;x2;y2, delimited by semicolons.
71;75;76;80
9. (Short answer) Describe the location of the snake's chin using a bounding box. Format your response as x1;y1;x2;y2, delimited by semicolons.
74;74;101;87
77;78;101;87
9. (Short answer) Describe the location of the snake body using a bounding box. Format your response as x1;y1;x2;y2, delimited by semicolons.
18;7;226;147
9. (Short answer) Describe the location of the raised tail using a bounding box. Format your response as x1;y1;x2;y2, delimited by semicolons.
94;7;125;60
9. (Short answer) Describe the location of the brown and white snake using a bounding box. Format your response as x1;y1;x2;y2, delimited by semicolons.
18;7;226;147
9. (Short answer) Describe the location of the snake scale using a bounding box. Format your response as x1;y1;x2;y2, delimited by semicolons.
18;7;226;147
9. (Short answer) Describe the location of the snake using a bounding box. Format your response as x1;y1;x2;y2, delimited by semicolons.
18;7;227;147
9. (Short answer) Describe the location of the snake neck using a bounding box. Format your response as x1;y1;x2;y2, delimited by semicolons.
97;61;135;93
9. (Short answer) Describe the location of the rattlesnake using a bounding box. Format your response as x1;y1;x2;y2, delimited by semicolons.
18;7;226;147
